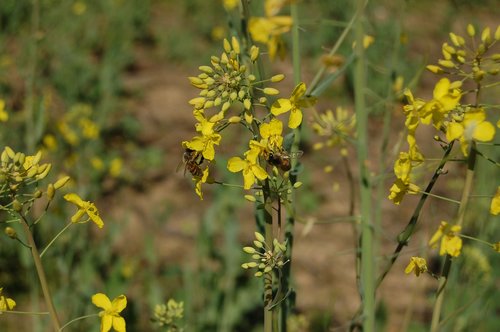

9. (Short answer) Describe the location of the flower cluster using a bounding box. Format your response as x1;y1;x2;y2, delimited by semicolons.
404;256;428;277
64;193;104;228
312;107;356;152
241;232;287;277
153;298;184;332
181;33;314;199
429;221;463;257
389;24;499;205
56;103;100;147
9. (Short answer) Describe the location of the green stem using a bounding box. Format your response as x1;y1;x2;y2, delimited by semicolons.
40;222;73;258
354;1;375;330
415;191;461;205
25;0;40;153
263;182;274;332
59;314;98;331
430;143;477;331
19;215;61;332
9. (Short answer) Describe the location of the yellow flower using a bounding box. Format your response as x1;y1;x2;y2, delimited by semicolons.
490;186;500;215
227;148;268;189
0;288;16;311
0;99;8;122
194;167;210;200
222;0;238;10
184;115;222;161
64;193;104;228
492;242;500;253
404;257;428;277
92;293;127;332
446;108;496;156
429;221;462;257
248;16;292;60
260;118;284;150
271;82;315;128
402;89;425;134
109;158;123;178
388;178;420;205
312;107;356;149
393;152;412;184
420;78;461;129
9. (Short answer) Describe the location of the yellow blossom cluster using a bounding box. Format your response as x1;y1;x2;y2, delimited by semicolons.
153;298;184;330
312;106;356;151
57;103;100;147
181;32;314;199
241;231;287;277
0;287;16;312
389;24;499;204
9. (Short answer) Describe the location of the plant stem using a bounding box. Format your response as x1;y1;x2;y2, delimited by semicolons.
263;183;274;332
430;143;477;331
354;0;375;330
19;216;61;332
40;222;73;258
25;0;40;153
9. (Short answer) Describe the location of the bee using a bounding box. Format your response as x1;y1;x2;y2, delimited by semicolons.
266;148;303;172
178;148;204;177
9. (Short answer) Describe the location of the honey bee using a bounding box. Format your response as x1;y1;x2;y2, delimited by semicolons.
178;148;204;177
265;148;303;172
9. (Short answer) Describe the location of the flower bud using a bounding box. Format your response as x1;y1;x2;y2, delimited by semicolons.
244;194;256;202
223;38;231;53
36;163;51;180
467;24;475;37
47;184;55;200
481;27;491;44
198;65;213;74
231;36;240;54
34;190;42;198
12;199;22;212
271;74;285;82
5;227;17;239
243;246;256;254
426;65;444;74
250;45;259;62
221;101;231;112
255;232;265;242
228;116;241;124
243;99;252;110
495;25;500;41
263;87;279;95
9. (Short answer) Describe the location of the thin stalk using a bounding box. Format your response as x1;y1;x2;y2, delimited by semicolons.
59;314;98;331
19;216;61;331
354;0;375;330
430;143;477;331
263;183;274;332
25;0;40;153
40;222;73;258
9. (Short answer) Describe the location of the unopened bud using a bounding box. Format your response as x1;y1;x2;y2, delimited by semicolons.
467;24;475;37
271;74;285;82
263;87;279;95
47;184;55;200
223;38;231;53
5;227;17;239
12;199;22;212
481;27;491;44
250;45;259;62
34;190;42;198
54;176;71;190
231;36;240;54
228;116;241;124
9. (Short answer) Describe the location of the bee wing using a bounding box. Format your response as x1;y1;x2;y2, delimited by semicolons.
290;150;304;159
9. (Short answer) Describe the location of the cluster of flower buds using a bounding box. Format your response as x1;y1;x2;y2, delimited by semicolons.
427;24;500;83
241;232;287;277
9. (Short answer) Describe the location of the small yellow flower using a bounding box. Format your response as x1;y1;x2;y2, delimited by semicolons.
227;148;268;189
222;0;238;10
0;288;16;311
248;16;292;61
388;178;420;205
446;108;496;156
490;186;500;215
92;293;127;332
420;78;461;129
109;158;123;178
64;193;104;228
194;167;210;200
492;242;500;253
404;257;428;276
271;82;315;128
260;118;284;150
429;221;462;257
0;99;8;122
184;116;222;161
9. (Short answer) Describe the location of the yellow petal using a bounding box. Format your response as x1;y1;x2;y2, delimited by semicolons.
88;211;104;229
227;157;246;172
101;315;113;332
472;121;495;142
288;108;303;128
404;261;415;274
446;122;464;142
112;316;126;332
252;165;268;181
271;98;292;115
70;209;86;223
64;193;85;207
92;293;112;310
242;168;255;189
111;295;127;313
291;82;307;101
433;78;450;100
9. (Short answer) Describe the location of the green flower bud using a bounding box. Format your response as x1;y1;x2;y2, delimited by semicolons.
47;184;55;200
199;65;213;74
263;87;279;95
243;246;256;254
255;232;265;242
481;27;491;44
467;24;475;37
223;38;231;53
12;199;22;212
271;74;285;82
244;194;256;202
5;227;17;239
34;190;42;198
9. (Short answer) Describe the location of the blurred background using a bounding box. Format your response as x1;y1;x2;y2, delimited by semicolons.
0;0;499;331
